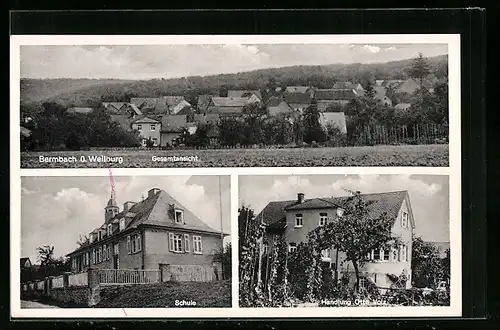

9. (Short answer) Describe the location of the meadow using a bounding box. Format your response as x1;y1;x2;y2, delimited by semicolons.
21;144;449;168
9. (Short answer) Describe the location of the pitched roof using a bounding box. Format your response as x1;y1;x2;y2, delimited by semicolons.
176;106;194;115
211;97;248;107
258;191;411;230
197;95;214;110
20;257;31;268
130;97;166;111
333;82;364;90
373;86;387;98
110;114;134;131
266;96;283;107
67;107;94;114
132;116;160;124
194;113;220;124
161;115;188;133
68;188;226;256
20;126;32;137
285;86;311;93
315;89;358;101
164;96;186;107
227;90;262;99
128;103;143;115
319;112;347;134
283;92;311;105
431;241;450;258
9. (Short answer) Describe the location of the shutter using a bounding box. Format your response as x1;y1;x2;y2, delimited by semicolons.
138;234;142;252
168;232;174;251
127;236;131;254
199;237;203;254
184;234;190;252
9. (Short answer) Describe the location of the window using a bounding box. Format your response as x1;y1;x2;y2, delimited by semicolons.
405;245;409;262
402;211;408;228
169;233;183;253
141;139;146;147
127;236;131;254
321;249;330;258
193;236;203;254
175;210;184;224
137;125;142;131
319;213;328;226
107;224;112;236
184;234;190;252
289;243;297;253
114;243;119;255
103;244;108;260
391;247;399;262
119;219;125;231
150;124;156;131
87;252;90;265
383;249;389;261
263;244;269;255
152;137;158;145
401;244;407;262
295;214;303;227
373;249;380;260
108;245;111;259
92;249;96;264
72;258;76;270
98;246;102;263
130;233;141;254
89;234;94;244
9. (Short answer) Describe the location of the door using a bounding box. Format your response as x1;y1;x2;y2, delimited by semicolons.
113;255;119;269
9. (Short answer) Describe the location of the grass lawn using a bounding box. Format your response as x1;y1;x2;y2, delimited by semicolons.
21;144;449;168
95;280;231;308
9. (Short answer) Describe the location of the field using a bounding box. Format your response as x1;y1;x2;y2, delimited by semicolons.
21;144;449;168
96;280;231;308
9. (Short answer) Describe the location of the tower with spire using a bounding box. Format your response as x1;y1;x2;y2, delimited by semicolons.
105;192;119;223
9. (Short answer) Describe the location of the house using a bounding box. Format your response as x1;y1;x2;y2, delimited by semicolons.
67;188;228;273
197;95;214;113
431;241;450;259
257;190;415;290
285;86;314;95
314;89;359;111
227;90;262;103
131;116;161;147
266;97;295;117
205;97;248;117
67;107;94;115
373;87;393;107
20;257;32;283
394;103;412;111
103;102;143;118
160;115;190;146
395;76;438;95
333;81;365;96
193;114;220;145
319;112;348;134
130;96;191;115
282;92;311;113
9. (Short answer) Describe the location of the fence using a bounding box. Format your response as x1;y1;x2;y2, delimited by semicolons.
163;264;221;282
350;123;448;146
68;272;88;287
98;269;160;286
51;275;65;288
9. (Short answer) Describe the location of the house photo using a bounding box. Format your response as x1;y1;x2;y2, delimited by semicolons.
238;174;451;307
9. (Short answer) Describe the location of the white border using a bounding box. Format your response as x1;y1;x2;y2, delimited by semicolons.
10;34;461;318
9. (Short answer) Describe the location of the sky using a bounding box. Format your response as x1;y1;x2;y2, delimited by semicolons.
238;174;450;243
21;175;230;263
20;44;448;80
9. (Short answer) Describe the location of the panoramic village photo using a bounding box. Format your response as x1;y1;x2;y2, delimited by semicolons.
19;43;450;168
238;174;451;308
19;175;231;308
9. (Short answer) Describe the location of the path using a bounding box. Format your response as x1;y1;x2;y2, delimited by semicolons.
21;300;60;308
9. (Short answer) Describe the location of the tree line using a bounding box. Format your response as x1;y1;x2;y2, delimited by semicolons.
21;102;141;151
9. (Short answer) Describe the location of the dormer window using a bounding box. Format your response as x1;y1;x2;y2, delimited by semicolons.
107;224;112;236
89;234;94;244
119;218;125;231
175;210;184;224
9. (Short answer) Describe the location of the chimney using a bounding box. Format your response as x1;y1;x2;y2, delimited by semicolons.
148;188;161;198
123;201;137;213
297;193;305;204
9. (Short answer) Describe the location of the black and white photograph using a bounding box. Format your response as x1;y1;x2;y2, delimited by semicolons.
15;37;454;168
238;174;452;308
18;175;231;309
